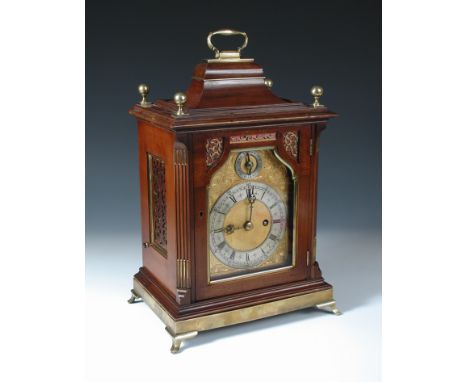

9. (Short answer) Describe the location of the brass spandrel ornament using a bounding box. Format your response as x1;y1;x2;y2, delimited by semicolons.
128;29;340;353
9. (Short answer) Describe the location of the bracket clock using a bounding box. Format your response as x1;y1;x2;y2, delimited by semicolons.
128;29;340;353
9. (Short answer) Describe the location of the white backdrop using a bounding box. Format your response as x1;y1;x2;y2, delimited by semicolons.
86;229;381;381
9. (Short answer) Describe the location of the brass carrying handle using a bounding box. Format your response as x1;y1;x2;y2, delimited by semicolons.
207;29;249;59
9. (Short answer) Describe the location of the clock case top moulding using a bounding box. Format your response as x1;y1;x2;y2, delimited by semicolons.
128;29;339;353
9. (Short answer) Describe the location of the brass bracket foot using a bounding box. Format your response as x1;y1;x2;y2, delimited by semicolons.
165;327;198;354
127;289;143;304
316;300;342;316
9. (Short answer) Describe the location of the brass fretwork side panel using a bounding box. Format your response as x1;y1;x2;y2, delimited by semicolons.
207;148;295;281
147;153;167;257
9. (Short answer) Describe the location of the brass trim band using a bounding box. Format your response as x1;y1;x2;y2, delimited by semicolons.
133;278;333;335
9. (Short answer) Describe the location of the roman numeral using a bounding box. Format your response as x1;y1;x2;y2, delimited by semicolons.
228;195;237;203
229;250;236;260
246;253;250;262
272;219;282;224
212;227;225;233
269;234;278;242
269;201;278;209
245;185;255;199
217;241;226;250
214;208;226;215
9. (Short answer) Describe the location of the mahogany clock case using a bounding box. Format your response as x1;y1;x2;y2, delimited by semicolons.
128;43;339;336
86;0;381;354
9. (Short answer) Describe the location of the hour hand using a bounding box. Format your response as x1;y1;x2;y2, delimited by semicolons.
224;224;242;234
212;224;241;235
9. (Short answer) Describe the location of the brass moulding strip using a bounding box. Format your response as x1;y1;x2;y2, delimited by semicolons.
206;58;255;63
133;278;333;335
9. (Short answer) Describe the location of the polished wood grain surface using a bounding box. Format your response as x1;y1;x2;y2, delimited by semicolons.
186;61;286;108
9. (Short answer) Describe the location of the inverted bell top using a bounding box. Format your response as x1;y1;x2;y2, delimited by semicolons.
185;61;287;109
129;29;337;131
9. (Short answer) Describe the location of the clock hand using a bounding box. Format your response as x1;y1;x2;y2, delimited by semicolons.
212;227;225;233
245;152;253;175
244;187;256;231
212;224;243;234
212;225;243;235
224;224;243;235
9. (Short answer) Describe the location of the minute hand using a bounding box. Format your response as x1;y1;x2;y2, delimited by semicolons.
245;189;256;230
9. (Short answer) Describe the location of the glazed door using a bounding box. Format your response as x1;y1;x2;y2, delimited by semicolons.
192;125;315;300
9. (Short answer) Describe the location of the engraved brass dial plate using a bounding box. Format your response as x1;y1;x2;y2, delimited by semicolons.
207;147;295;281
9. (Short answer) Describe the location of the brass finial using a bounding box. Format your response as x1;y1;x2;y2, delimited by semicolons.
311;85;324;108
138;84;152;108
173;92;188;116
264;78;273;89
